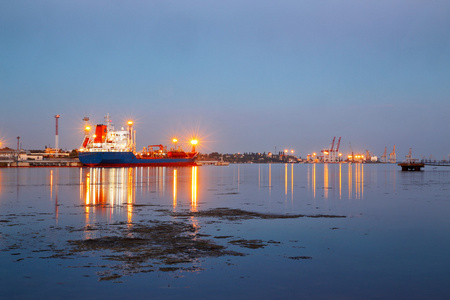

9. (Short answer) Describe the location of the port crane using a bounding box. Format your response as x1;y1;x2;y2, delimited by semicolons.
381;147;387;163
405;148;412;163
389;145;396;163
322;136;341;162
334;137;341;162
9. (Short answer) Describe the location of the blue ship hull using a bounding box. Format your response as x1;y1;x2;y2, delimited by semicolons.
78;151;197;167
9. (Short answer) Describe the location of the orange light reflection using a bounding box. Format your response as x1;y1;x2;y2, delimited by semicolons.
313;164;316;199
191;166;198;211
54;169;59;223
362;164;364;199
269;164;272;195
348;164;352;199
285;164;288;195
50;170;53;201
81;167;135;227
291;163;294;202
173;169;177;209
127;167;133;224
339;164;342;199
324;164;329;199
85;172;90;222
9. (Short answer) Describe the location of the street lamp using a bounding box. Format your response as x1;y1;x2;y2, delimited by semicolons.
190;139;198;152
172;138;178;151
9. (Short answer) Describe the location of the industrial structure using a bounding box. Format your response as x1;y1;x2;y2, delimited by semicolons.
380;147;387;163
44;115;63;155
389;145;396;163
321;137;341;163
55;115;60;151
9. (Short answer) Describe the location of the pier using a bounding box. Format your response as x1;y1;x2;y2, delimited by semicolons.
395;148;450;171
422;161;450;167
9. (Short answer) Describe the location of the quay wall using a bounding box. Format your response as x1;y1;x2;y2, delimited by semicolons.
0;160;82;168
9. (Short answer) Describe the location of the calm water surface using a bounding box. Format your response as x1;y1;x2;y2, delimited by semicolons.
0;164;449;299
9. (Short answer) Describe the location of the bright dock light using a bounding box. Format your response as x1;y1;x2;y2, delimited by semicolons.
190;139;198;152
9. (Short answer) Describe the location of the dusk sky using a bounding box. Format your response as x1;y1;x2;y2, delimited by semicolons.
1;1;449;159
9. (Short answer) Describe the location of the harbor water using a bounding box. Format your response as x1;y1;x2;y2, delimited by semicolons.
0;164;449;299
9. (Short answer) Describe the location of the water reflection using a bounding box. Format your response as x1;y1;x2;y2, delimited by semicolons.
309;164;316;198
173;169;177;209
324;164;329;198
305;163;365;200
285;164;288;195
50;170;53;200
76;163;369;224
339;164;342;199
354;164;364;200
283;164;295;202
80;168;135;227
79;166;200;223
50;169;59;222
191;166;198;211
291;164;294;201
269;164;271;194
348;163;352;199
127;168;133;224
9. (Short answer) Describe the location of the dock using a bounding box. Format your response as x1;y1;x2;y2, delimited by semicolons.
0;159;82;168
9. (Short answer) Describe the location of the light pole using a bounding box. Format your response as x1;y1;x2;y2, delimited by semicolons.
172;138;178;151
190;139;198;153
54;115;60;151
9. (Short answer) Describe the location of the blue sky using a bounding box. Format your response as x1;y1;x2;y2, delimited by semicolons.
1;0;449;159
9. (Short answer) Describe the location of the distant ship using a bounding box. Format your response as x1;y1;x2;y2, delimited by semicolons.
78;114;198;167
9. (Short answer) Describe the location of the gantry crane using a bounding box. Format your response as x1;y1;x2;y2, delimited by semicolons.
381;147;387;163
335;137;341;162
389;145;396;163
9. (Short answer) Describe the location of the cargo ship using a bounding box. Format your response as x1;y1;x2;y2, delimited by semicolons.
78;114;198;167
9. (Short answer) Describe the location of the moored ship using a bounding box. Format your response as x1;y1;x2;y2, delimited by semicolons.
78;114;198;167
